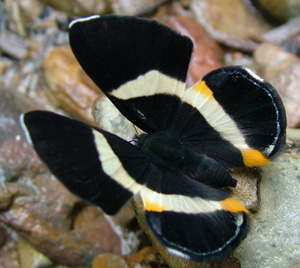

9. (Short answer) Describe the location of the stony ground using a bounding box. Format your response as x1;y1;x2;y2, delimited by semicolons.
1;0;300;267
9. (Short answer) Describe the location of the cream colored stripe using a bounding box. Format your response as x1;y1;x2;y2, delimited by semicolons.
19;114;33;146
109;70;185;100
140;187;223;214
183;84;249;151
69;15;100;29
92;130;143;194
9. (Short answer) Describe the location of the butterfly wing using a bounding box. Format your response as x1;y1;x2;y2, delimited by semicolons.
139;170;249;262
177;66;286;167
69;15;193;133
20;111;152;215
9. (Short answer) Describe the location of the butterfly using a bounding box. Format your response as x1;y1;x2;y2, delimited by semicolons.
20;15;286;262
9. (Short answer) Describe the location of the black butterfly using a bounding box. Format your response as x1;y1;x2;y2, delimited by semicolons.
20;15;286;262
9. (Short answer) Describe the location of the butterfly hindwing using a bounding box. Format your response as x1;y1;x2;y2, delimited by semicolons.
20;111;152;215
69;15;193;133
178;66;286;167
139;170;249;262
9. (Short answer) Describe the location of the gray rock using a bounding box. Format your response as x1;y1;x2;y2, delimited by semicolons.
235;154;300;268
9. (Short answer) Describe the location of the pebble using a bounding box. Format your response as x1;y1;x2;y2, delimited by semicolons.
42;45;99;124
191;0;272;51
254;42;300;127
43;0;111;16
160;3;223;86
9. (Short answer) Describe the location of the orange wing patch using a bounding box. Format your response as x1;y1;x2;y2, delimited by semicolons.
192;80;215;101
221;198;249;213
242;148;270;167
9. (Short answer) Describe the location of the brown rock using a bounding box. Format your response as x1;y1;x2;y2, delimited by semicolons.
0;226;20;268
252;0;300;23
191;0;273;51
0;225;7;248
17;237;53;268
229;167;260;211
254;42;300;127
92;253;129;268
42;45;100;125
0;139;122;267
41;0;111;16
124;247;158;268
160;3;223;87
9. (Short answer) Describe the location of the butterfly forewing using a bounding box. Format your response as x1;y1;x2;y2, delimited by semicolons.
21;111;151;215
69;15;193;133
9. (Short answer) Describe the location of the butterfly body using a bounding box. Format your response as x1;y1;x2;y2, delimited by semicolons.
137;130;183;163
20;15;286;262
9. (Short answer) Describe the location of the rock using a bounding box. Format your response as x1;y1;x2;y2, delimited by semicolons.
160;3;223;87
191;0;273;51
229;167;260;211
235;154;300;267
92;247;159;268
111;0;167;15
92;253;129;268
0;224;7;248
0;57;13;75
124;247;158;268
262;16;300;46
0;226;20;268
41;0;111;16
0;87;26;144
0;139;122;267
251;0;300;23
5;0;44;36
18;237;53;268
0;30;29;59
92;96;137;140
254;43;300;127
42;45;99;125
286;128;300;153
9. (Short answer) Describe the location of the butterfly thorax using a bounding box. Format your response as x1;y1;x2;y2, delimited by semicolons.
136;130;184;167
